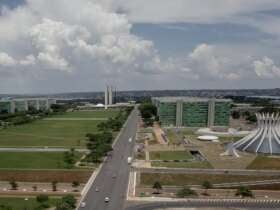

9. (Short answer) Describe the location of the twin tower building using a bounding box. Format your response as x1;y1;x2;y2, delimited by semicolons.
104;85;116;109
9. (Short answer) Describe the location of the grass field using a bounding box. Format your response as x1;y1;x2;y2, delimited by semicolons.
0;197;60;210
48;110;119;119
247;156;280;170
140;173;280;186
151;161;212;169
0;110;119;147
149;151;193;160
0;152;82;169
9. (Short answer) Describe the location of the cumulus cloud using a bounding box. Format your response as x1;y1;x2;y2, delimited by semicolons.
0;0;162;76
0;52;17;66
253;57;280;78
187;43;241;80
0;0;279;93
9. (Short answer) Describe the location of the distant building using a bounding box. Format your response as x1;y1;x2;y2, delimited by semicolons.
152;97;232;127
0;98;56;114
104;85;114;109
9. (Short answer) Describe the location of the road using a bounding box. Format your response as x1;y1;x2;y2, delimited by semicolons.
78;108;138;210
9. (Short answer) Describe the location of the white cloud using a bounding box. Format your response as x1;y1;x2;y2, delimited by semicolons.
0;0;280;92
19;55;36;66
0;0;164;77
0;52;17;66
187;43;241;80
253;57;280;78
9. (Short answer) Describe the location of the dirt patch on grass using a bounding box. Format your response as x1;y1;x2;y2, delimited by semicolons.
0;169;92;183
140;173;280;186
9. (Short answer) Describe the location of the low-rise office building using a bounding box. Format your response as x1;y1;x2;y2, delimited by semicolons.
152;97;231;127
0;98;56;113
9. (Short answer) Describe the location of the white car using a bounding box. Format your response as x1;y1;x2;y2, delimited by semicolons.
80;202;86;208
104;197;110;203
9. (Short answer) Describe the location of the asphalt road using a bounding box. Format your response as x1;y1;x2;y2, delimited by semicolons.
78;108;138;210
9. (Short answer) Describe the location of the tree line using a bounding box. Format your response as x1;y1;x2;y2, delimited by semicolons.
86;107;133;163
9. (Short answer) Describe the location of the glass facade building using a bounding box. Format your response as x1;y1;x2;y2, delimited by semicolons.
152;97;231;127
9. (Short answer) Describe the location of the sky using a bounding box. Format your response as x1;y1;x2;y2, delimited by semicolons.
1;0;280;93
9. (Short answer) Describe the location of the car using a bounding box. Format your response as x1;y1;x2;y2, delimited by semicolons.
95;187;99;192
105;197;110;203
80;202;86;207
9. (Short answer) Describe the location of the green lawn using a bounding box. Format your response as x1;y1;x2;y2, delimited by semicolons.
247;156;280;170
0;152;82;169
0;110;119;147
0;197;60;210
49;110;119;118
151;161;212;169
218;136;242;142
140;173;280;186
149;151;192;160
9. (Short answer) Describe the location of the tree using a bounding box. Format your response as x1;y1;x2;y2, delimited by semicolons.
138;103;157;126
36;195;49;203
9;180;18;190
176;186;197;198
55;202;72;210
152;181;162;194
201;181;212;196
235;186;254;198
64;149;76;168
61;195;76;209
231;111;240;119
0;204;13;210
52;181;58;192
72;181;80;191
246;114;257;123
32;185;38;191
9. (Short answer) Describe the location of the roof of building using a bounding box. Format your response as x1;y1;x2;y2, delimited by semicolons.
152;97;231;103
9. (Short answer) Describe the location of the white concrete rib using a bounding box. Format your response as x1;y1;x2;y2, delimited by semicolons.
234;112;280;155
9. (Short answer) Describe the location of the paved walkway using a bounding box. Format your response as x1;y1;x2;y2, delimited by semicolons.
153;123;168;145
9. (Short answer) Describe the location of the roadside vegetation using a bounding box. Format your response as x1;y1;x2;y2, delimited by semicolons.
138;102;157;127
176;186;197;198
86;107;133;163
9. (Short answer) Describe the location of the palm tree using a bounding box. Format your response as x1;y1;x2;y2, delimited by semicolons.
235;186;254;198
201;180;212;196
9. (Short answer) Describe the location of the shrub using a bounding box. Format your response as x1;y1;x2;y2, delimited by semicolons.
176;186;197;198
36;194;49;203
